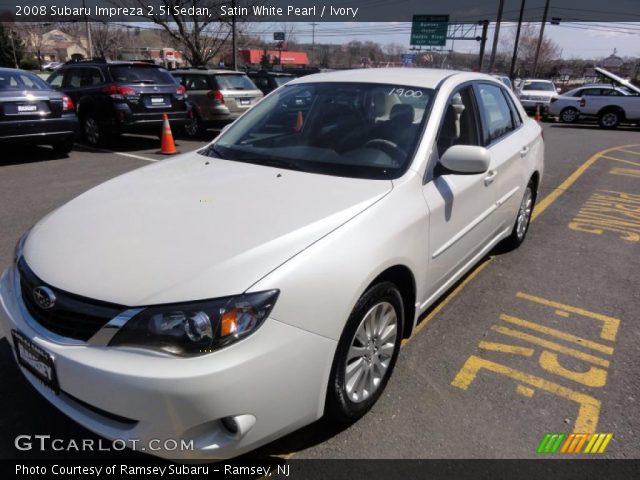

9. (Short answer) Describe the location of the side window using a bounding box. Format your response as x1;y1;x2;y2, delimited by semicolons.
48;72;63;89
573;89;584;97
84;68;104;87
502;89;522;128
184;75;210;91
476;83;515;144
605;90;621;96
63;69;84;88
436;86;481;158
253;77;269;89
582;88;602;96
173;74;184;87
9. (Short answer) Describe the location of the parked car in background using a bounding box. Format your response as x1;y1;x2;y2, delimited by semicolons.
172;68;263;138
0;67;78;154
548;84;632;123
42;62;63;72
1;68;543;460
492;74;513;91
47;59;190;146
247;70;295;95
516;79;559;114
575;67;640;128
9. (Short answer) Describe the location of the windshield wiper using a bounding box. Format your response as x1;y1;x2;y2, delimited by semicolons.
206;144;227;159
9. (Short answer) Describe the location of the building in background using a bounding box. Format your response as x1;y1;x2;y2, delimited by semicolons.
234;49;309;68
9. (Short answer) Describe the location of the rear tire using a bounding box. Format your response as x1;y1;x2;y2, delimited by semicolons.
326;282;404;424
501;180;536;251
598;110;621;129
82;114;109;147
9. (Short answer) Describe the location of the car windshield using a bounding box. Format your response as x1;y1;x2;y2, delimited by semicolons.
109;65;176;85
204;82;434;179
0;71;51;91
216;74;257;90
522;82;555;91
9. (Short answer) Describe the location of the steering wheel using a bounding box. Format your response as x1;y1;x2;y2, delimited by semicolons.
364;139;406;164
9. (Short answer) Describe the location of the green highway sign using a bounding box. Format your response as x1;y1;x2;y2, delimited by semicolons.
410;15;449;46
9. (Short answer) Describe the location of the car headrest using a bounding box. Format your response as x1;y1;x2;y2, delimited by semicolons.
390;103;414;126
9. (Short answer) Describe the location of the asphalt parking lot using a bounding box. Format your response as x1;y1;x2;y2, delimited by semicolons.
0;123;638;460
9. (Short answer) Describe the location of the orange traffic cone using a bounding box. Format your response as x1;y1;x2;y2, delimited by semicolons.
159;113;178;155
534;105;542;123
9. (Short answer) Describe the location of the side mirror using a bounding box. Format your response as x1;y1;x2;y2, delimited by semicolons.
439;145;491;174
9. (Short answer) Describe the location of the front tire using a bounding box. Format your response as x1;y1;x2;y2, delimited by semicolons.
184;114;206;138
326;282;404;424
560;107;579;123
501;181;536;251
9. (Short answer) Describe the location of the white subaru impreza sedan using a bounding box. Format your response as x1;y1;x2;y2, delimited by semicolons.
0;69;543;460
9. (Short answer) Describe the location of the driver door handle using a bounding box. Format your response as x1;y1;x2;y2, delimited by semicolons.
484;169;498;186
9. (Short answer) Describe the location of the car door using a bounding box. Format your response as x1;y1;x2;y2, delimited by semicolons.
181;73;210;119
475;82;533;232
422;84;499;296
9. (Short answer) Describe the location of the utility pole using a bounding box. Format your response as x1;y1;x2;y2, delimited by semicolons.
488;0;505;73
532;0;551;77
510;0;526;80
231;0;237;70
477;20;489;72
309;22;318;66
82;0;93;58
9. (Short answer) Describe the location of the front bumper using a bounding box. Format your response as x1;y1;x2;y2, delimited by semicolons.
0;265;336;460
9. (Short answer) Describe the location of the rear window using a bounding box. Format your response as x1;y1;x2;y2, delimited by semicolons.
215;74;257;91
522;82;555;91
109;65;176;85
0;71;50;91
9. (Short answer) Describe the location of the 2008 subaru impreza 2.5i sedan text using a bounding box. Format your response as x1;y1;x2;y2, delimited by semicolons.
0;68;544;460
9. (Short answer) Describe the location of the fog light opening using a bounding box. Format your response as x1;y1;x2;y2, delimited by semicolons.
221;416;239;435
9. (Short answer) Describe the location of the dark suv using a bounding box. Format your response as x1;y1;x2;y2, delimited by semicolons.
47;59;190;146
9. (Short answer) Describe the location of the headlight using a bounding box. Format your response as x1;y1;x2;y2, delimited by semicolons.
14;228;32;264
109;290;279;356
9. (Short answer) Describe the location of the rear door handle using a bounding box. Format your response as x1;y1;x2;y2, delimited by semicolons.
484;169;497;186
520;146;530;157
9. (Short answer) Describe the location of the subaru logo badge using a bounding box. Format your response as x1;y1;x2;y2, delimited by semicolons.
33;286;56;310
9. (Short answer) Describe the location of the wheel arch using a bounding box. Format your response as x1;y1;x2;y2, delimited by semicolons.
365;265;416;339
597;105;626;119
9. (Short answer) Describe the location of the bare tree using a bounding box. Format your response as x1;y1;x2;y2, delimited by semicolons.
91;22;131;59
16;23;50;69
501;23;561;77
119;1;253;66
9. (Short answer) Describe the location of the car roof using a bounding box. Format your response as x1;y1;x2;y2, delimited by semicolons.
172;69;247;75
522;79;553;83
288;68;489;89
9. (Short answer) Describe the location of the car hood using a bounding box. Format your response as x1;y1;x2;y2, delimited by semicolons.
23;153;392;306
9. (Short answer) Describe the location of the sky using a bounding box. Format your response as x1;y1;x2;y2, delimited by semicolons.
250;22;640;59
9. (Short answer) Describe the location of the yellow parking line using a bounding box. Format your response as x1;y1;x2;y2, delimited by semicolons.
479;341;534;356
616;148;640;156
600;155;640;167
532;144;640;221
499;314;614;355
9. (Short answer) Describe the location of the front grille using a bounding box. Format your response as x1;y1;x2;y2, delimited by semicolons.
17;258;125;341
